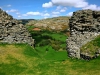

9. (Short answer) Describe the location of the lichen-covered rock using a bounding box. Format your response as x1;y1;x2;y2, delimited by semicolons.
67;9;100;60
0;8;34;47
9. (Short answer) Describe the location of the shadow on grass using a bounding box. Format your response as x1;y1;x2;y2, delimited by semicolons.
0;56;27;75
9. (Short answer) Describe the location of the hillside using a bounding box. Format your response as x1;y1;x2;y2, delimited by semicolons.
26;16;70;32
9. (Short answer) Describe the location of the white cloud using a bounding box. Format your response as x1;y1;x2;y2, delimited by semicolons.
44;17;48;19
42;0;100;12
6;9;18;13
42;0;88;8
52;11;60;15
56;6;67;12
44;10;48;12
52;0;88;8
7;5;11;7
18;15;21;18
60;9;66;12
56;6;62;10
42;2;53;8
43;13;50;17
67;12;73;16
0;7;2;9
27;12;41;15
52;15;59;17
16;12;20;15
23;14;27;16
23;12;41;16
83;4;100;11
60;7;67;12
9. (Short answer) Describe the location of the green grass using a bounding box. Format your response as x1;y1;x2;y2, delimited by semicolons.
0;44;100;75
35;45;67;61
30;30;67;51
0;27;100;75
42;31;67;42
80;35;100;56
26;25;35;32
50;33;67;42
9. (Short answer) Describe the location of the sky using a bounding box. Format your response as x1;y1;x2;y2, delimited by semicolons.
0;0;100;19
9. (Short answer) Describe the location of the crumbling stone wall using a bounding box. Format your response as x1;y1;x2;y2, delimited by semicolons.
67;9;100;59
0;8;34;46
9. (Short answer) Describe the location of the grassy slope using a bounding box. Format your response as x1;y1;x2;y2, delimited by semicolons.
0;44;100;75
80;35;100;56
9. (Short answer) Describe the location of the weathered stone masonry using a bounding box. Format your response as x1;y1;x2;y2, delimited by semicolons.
67;9;100;59
0;8;34;46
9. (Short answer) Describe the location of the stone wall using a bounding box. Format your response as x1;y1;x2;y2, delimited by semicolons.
67;9;100;59
0;8;34;46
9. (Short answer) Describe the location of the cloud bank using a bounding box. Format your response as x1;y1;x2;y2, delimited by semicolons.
83;4;100;11
23;12;42;16
42;0;100;11
42;0;88;8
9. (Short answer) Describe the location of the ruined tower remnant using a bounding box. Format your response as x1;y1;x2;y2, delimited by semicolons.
0;8;34;46
67;9;100;59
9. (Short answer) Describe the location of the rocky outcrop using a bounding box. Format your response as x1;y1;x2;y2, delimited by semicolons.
0;8;34;46
67;9;100;60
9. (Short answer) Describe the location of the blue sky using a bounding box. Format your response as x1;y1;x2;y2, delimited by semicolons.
0;0;100;19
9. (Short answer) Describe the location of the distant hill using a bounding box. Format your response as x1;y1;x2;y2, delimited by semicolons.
18;19;36;25
26;16;70;32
